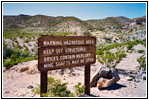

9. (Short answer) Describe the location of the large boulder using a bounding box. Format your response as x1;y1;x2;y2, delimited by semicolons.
90;66;110;87
90;66;120;88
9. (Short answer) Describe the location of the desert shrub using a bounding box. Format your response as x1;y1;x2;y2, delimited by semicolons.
32;85;40;95
98;27;105;31
128;29;133;33
140;39;146;47
3;29;20;39
138;50;145;53
103;37;112;43
32;77;74;97
3;47;37;68
19;35;24;38
32;77;86;97
97;49;126;68
16;45;23;49
96;44;104;50
96;44;105;55
74;83;85;96
96;40;146;67
127;43;134;50
20;50;30;58
137;54;146;69
96;50;104;55
115;50;126;65
83;32;92;36
103;43;122;51
3;42;16;59
10;53;19;60
97;51;115;66
3;60;16;68
25;39;30;43
24;47;29;51
45;77;71;97
96;43;123;55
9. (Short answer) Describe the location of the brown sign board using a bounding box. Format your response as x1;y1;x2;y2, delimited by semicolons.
38;36;96;72
38;36;96;47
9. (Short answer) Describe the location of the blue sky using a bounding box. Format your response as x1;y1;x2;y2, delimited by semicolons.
3;3;146;20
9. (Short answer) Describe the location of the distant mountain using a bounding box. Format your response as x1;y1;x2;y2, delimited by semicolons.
3;14;145;34
3;15;92;35
86;16;133;32
132;16;146;24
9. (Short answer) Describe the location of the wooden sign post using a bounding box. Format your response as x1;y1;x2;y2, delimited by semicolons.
85;64;91;95
38;36;96;97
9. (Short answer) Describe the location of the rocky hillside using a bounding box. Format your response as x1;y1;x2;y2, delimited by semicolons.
4;15;145;34
3;14;91;34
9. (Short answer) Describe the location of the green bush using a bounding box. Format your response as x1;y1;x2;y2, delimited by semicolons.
104;43;122;51
137;54;146;69
127;44;133;50
140;39;146;47
96;39;146;68
32;77;86;97
32;85;40;95
3;47;37;68
96;50;104;55
20;50;30;58
103;37;112;43
32;77;74;97
3;60;16;68
115;50;126;65
16;45;22;49
138;50;145;53
97;49;126;68
25;39;30;43
3;43;16;59
74;83;85;96
83;32;92;36
10;53;19;60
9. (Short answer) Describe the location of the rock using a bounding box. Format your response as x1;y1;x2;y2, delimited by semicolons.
90;66;110;87
134;78;140;83
90;66;120;88
129;74;136;79
92;64;96;66
142;73;146;80
99;66;111;77
27;69;39;74
111;68;120;81
129;70;138;74
66;91;71;95
59;69;65;75
97;77;118;89
3;67;7;72
97;78;110;88
140;67;146;74
20;67;29;72
125;76;133;81
27;85;34;89
5;91;10;93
